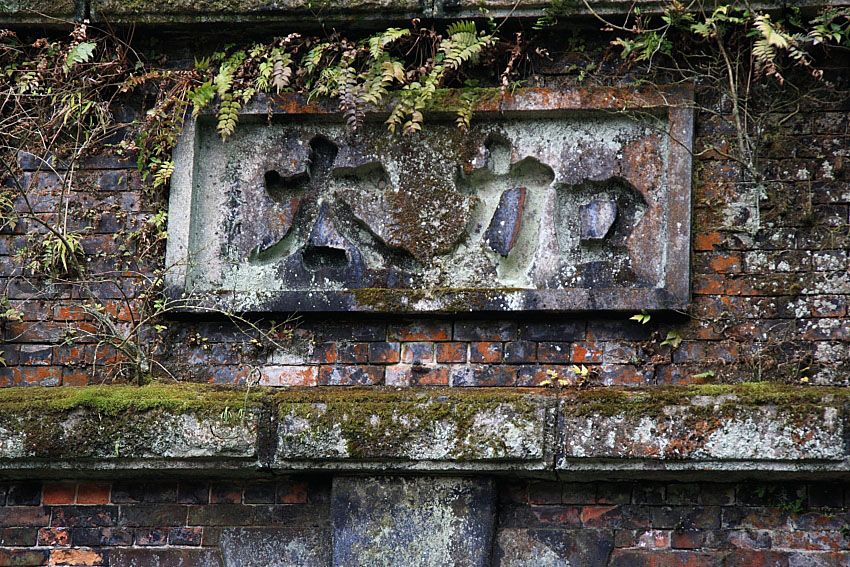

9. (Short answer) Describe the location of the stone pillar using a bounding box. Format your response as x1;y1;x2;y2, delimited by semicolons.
332;476;497;567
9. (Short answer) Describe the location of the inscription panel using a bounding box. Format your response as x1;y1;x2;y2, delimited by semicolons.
166;87;693;313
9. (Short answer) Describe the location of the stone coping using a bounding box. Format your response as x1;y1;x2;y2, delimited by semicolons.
4;0;849;26
0;383;847;479
0;383;850;479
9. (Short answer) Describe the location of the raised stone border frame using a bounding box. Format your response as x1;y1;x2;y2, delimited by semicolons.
165;85;694;314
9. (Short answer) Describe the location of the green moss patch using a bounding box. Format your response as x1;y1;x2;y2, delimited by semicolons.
563;382;846;418
0;382;258;417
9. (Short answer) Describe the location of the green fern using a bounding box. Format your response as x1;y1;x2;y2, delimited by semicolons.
386;21;492;134
216;92;241;140
188;81;215;118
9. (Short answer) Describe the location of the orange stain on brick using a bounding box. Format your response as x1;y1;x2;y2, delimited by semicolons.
76;483;110;505
43;483;76;505
694;232;724;251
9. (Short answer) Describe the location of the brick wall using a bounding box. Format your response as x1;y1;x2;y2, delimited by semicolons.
2;102;848;388
0;478;329;566
1;479;848;565
0;28;848;390
498;479;850;566
1;22;849;565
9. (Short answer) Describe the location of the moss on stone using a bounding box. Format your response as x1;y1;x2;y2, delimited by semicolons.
562;382;845;418
0;382;257;417
0;381;842;460
274;386;543;459
346;287;526;312
0;383;263;459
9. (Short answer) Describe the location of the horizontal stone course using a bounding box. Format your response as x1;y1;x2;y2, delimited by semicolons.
0;383;846;477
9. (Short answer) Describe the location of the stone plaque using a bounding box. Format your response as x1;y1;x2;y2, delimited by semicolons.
166;87;693;313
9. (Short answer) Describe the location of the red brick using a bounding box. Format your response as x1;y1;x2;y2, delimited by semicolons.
724;550;789;567
43;484;76;506
62;369;88;387
608;550;721;567
453;321;516;341
336;342;369;363
436;342;466;363
694;232;725;251
16;366;62;387
388;321;451;342
636;530;671;549
385;365;411;386
53;304;88;321
401;342;434;363
210;483;242;504
707;252;742;273
0;549;48;566
597;364;654;386
38;527;70;546
318;365;383;386
76;484;110;505
53;345;90;366
50;548;107;566
571;342;603;363
537;342;571;363
532;506;582;526
0;528;37;546
517;365;564;387
677;341;737;364
4;321;67;343
503;341;536;363
672;530;705;549
259;365;318;386
451;365;516;386
409;366;450;386
581;505;620;527
692;275;726;295
368;342;400;364
277;482;308;504
528;482;561;504
168;527;203;546
312;342;337;364
135;528;168;546
469;342;502;363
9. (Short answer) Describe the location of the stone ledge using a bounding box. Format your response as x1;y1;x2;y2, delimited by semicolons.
80;0;850;25
0;383;847;479
4;0;849;25
0;1;77;24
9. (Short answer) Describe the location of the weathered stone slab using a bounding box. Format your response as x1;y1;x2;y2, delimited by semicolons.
557;391;846;467
166;86;694;313
91;0;423;24
0;410;257;461
494;529;614;567
332;476;495;567
2;384;850;478
0;385;259;470
88;0;850;23
110;549;224;567
432;0;850;20
0;0;76;23
273;390;551;471
219;528;331;567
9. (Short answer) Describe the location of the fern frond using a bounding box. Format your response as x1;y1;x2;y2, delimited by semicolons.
188;81;215;118
368;28;410;58
216;92;241;140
